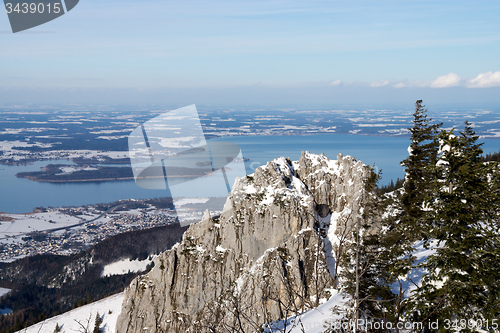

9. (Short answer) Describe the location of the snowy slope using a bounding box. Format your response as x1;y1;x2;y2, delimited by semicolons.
0;287;9;297
101;258;153;277
15;293;124;333
282;290;350;333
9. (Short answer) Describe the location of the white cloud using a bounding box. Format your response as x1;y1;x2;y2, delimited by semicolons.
341;71;500;89
429;73;462;88
369;80;390;87
467;71;500;88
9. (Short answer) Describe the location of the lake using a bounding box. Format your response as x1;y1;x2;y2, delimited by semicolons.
0;134;498;213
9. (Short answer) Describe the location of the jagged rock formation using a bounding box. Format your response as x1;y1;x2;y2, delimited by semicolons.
117;152;371;333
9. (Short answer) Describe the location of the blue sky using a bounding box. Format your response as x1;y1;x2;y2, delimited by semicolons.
1;0;500;105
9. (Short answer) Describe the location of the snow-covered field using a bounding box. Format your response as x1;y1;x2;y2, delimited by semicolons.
0;140;55;152
173;197;210;207
15;293;124;333
0;142;129;163
101;258;153;277
0;211;82;240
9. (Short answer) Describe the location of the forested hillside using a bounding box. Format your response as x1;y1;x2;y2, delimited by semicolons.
0;223;187;332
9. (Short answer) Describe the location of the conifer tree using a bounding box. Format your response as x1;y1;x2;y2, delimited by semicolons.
93;312;102;333
339;100;445;326
354;101;443;323
413;122;500;327
400;100;442;240
359;100;442;325
338;103;500;330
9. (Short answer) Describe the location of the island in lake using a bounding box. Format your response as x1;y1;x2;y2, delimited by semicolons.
15;164;214;183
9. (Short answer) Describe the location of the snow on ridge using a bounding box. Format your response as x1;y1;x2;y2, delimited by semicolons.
195;245;206;253
244;184;257;194
304;151;323;166
235;153;354;206
215;245;227;253
305;151;346;177
290;175;313;207
272;156;297;178
249;156;313;208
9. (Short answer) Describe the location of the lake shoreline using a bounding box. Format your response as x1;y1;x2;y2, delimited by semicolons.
1;134;498;214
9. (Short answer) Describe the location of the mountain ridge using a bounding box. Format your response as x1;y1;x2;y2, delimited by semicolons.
117;151;372;333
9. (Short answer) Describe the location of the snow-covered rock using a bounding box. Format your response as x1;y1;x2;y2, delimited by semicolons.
117;152;371;333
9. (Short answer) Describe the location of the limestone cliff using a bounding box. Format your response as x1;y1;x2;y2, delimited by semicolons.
116;152;371;333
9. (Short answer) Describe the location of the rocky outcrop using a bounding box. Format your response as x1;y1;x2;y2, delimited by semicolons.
117;152;371;333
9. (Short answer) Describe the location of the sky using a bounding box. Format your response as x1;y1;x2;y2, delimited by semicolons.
0;0;500;106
